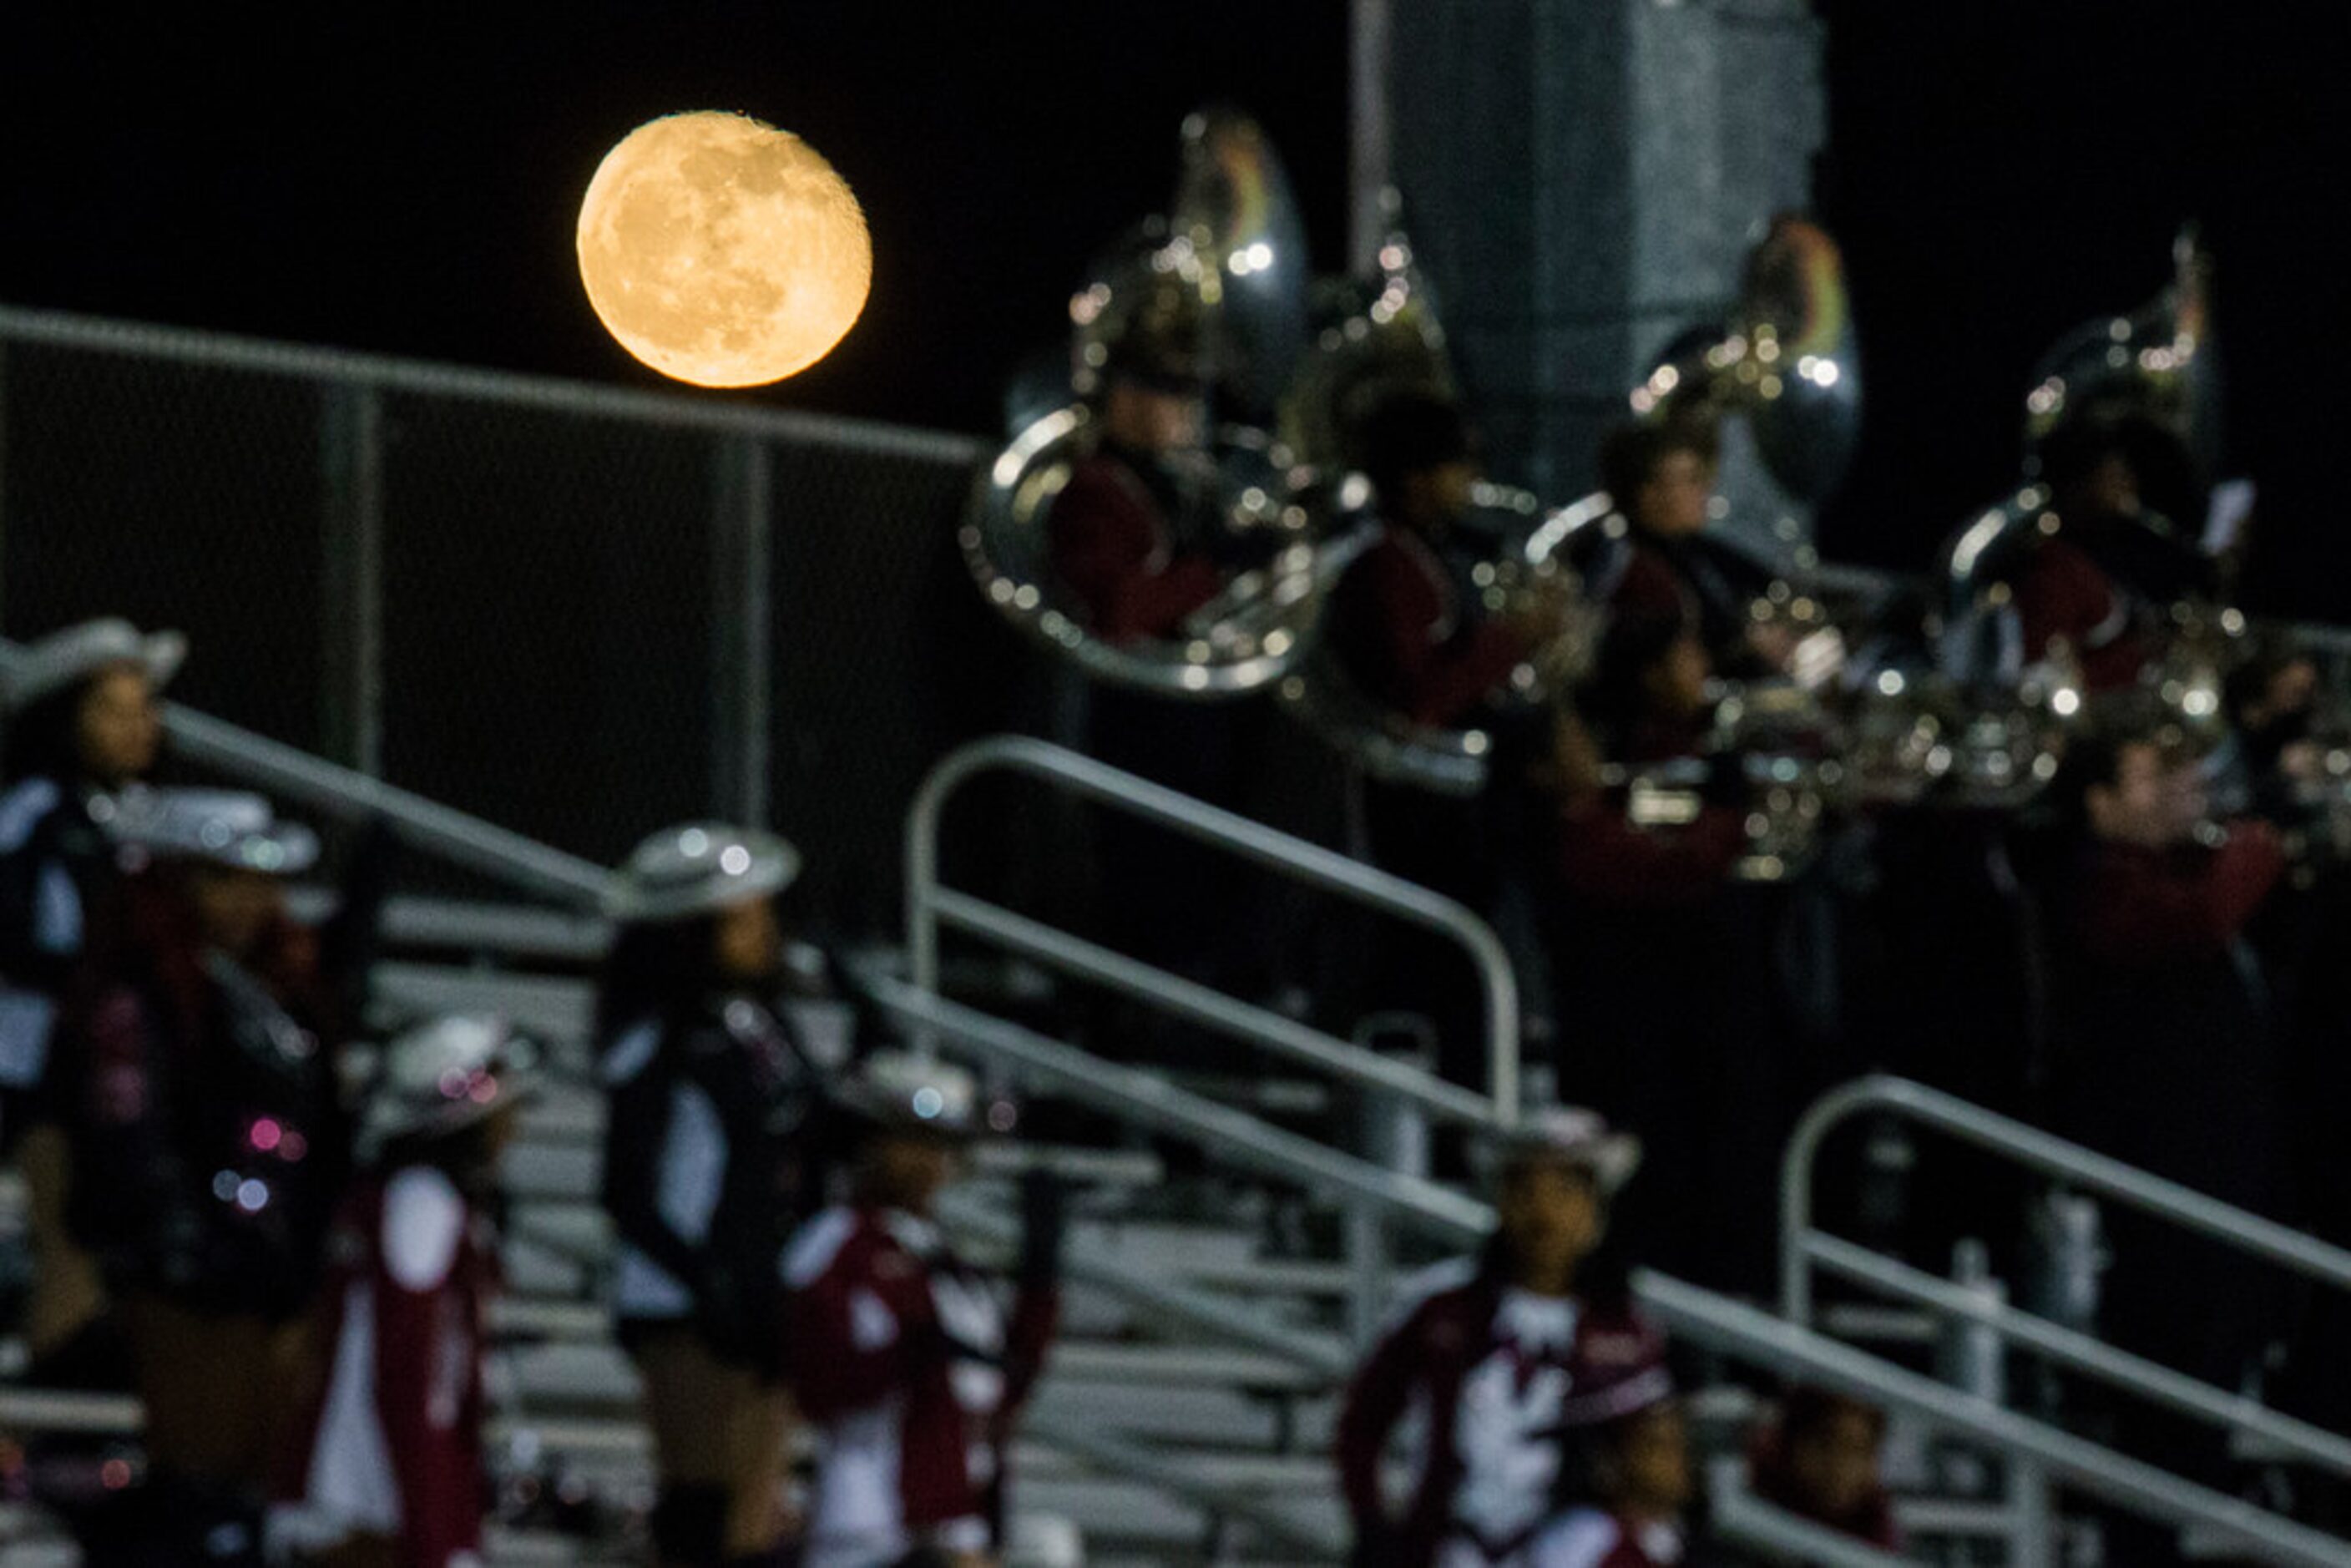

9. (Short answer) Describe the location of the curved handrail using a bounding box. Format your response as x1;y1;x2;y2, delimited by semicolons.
1780;1075;2351;1324
1641;1274;2351;1568
872;981;2351;1565
904;733;1522;1125
1781;1075;2351;1491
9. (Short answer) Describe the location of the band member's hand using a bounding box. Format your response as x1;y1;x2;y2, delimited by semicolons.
1746;618;1802;671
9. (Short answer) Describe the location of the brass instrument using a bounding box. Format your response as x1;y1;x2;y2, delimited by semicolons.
1631;215;1861;508
966;109;1330;700
960;403;1323;698
1276;480;1603;797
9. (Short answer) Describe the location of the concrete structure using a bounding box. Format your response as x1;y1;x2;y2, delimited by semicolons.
1380;0;1825;548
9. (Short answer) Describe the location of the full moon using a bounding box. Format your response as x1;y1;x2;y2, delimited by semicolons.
577;111;871;387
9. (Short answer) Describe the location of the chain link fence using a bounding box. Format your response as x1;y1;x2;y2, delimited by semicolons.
0;306;1025;934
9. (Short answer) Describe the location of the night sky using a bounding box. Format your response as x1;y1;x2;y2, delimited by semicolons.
4;3;2348;613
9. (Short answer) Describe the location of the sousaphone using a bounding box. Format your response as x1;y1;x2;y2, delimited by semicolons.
963;110;1327;699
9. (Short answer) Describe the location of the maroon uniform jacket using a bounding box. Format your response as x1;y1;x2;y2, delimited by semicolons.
1048;451;1223;643
283;1166;493;1567
1337;1257;1671;1567
2055;820;2289;1219
2070;823;2285;965
1333;525;1531;727
784;1204;1059;1565
1555;715;1746;909
2013;536;2147;693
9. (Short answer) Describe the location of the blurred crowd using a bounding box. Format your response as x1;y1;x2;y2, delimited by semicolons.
0;621;1062;1566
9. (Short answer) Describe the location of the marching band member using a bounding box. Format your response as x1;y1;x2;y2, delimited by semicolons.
1332;390;1541;731
1046;293;1227;646
2050;715;2288;1565
65;788;349;1565
1742;1387;1900;1552
1331;388;1558;1086
1337;1109;1664;1568
275;1014;535;1568
0;618;181;1383
1525;1396;1692;1568
1954;409;2215;694
1587;420;1778;680
783;1051;1064;1568
1545;607;1786;1295
1043;288;1276;1004
598;822;833;1568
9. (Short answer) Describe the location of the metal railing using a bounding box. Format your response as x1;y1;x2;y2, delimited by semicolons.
1645;1275;2351;1568
905;734;1523;1126
1780;1074;2351;1565
13;636;2348;1560
1782;1076;2351;1472
871;978;2351;1565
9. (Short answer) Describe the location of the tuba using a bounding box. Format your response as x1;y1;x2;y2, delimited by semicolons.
1631;215;1862;509
963;110;1330;700
1933;230;2238;766
1271;194;1600;795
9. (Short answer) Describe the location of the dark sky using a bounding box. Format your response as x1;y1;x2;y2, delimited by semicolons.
0;5;1351;432
5;3;2348;611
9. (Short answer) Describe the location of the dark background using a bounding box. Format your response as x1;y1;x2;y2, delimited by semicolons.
3;3;2346;609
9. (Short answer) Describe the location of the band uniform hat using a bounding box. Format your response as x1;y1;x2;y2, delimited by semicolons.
358;1013;540;1162
1480;1104;1642;1196
107;786;321;877
2;618;187;711
838;1049;984;1140
604;822;802;923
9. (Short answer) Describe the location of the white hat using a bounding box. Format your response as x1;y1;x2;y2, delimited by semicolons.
358;1014;539;1161
2;618;186;711
840;1050;983;1138
604;822;802;923
1482;1105;1643;1195
107;787;320;876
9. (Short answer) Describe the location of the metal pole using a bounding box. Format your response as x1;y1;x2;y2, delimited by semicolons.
0;336;11;635
903;736;1521;1120
2010;1457;2056;1568
1348;0;1394;276
1345;1197;1387;1347
709;436;773;826
319;383;385;775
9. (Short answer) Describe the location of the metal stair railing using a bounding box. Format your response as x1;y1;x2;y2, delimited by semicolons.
1782;1076;2351;1480
0;686;1365;1555
868;977;2351;1567
1643;1275;2351;1568
905;734;1522;1129
8;679;2339;1562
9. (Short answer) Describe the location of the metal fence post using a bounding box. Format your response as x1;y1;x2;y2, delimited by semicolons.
1348;1014;1432;1344
710;435;773;826
2010;1456;2055;1568
319;382;385;775
0;336;10;634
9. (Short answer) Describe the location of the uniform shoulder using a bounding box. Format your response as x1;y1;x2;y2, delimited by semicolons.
0;778;63;854
597;1016;663;1085
782;1205;873;1288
